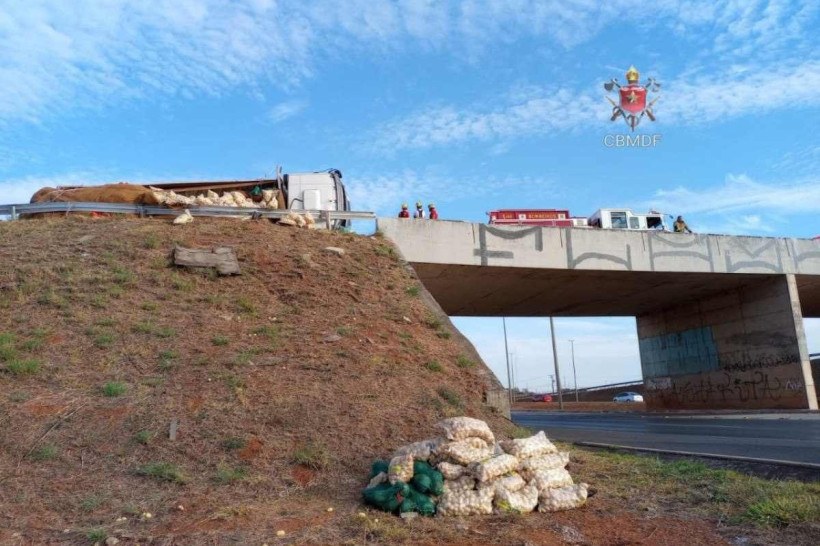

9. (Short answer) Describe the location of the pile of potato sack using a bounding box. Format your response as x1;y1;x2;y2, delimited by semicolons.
364;416;589;517
150;187;282;209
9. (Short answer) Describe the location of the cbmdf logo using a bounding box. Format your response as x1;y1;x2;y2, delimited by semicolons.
604;66;660;131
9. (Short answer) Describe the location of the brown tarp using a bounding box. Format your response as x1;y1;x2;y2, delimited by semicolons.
30;183;160;205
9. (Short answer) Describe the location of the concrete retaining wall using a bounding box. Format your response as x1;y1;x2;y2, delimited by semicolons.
638;275;816;409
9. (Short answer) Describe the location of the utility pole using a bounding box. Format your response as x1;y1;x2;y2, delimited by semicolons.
549;317;563;410
503;317;513;407
570;339;579;403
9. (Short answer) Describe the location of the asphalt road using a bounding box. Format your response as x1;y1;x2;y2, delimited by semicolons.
511;411;820;466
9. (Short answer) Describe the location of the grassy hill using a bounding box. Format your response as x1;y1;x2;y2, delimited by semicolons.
0;217;511;544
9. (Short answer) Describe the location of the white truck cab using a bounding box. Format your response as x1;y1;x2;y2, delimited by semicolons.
588;209;668;231
285;169;349;214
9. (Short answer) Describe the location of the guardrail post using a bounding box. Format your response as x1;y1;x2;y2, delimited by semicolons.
11;206;17;220
324;211;332;230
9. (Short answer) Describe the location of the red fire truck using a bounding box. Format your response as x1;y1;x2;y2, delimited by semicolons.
487;209;587;227
489;208;672;231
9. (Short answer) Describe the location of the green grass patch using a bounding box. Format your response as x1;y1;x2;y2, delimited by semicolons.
423;315;442;330
5;359;41;376
742;492;820;527
336;326;352;336
30;443;57;461
136;462;187;484
86;528;107;543
132;320;154;335
574;448;820;531
156;326;175;339
171;273;194;292
236;297;256;315
253;324;279;346
93;332;116;348
0;332;17;346
112;266;135;285
141;301;158;311
215;464;248;484
436;330;451;339
222;437;246;450
0;344;18;362
455;354;476;368
134;430;154;445
437;387;463;408
158;349;179;370
292;442;330;470
143;234;159;249
405;285;420;296
80;495;104;512
212;335;229;346
101;381;127;397
425;360;443;372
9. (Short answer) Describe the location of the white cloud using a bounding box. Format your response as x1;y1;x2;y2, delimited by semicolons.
267;99;308;123
647;173;820;216
662;60;820;124
368;90;603;151
2;0;815;130
344;169;555;216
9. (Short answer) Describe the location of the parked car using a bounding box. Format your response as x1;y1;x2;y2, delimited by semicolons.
530;394;553;402
613;392;644;403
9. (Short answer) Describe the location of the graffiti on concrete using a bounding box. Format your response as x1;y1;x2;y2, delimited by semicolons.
565;228;633;270
646;368;805;407
639;326;719;378
721;354;795;373
647;232;714;272
472;224;542;266
724;238;783;273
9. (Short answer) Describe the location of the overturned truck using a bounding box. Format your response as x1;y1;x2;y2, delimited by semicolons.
28;168;351;226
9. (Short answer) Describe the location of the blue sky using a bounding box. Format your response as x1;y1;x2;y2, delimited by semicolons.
1;1;818;390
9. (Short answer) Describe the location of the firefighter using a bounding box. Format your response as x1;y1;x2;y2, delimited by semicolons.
413;201;425;219
673;215;693;233
398;203;410;218
428;203;439;220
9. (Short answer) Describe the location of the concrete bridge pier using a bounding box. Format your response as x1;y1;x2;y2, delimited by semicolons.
637;274;818;410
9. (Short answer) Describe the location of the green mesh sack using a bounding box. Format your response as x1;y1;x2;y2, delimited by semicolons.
429;471;445;496
406;488;436;516
413;460;444;496
411;473;433;495
362;482;409;513
369;460;389;480
399;495;417;513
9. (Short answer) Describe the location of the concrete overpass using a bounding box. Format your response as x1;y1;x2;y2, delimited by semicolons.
378;218;820;411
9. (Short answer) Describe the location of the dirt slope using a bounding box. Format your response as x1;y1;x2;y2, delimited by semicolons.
0;217;513;543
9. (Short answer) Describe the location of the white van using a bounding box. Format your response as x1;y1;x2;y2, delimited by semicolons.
588;209;668;231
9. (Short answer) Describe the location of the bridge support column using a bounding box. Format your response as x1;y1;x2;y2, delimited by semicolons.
637;274;817;410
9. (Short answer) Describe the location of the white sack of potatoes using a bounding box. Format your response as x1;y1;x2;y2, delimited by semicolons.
393;438;444;462
495;483;539;514
500;430;557;458
537;483;589;512
437;461;467;480
518;452;570;480
527;467;574;492
435;417;495;444
387;454;414;485
472;454;519;483
437;437;494;466
437;487;494;516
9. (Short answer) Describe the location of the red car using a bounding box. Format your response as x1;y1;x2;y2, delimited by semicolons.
530;394;553;402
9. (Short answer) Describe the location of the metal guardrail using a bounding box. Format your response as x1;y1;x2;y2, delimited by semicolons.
0;202;375;226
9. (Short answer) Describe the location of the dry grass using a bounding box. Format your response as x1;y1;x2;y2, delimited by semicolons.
0;217;812;545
